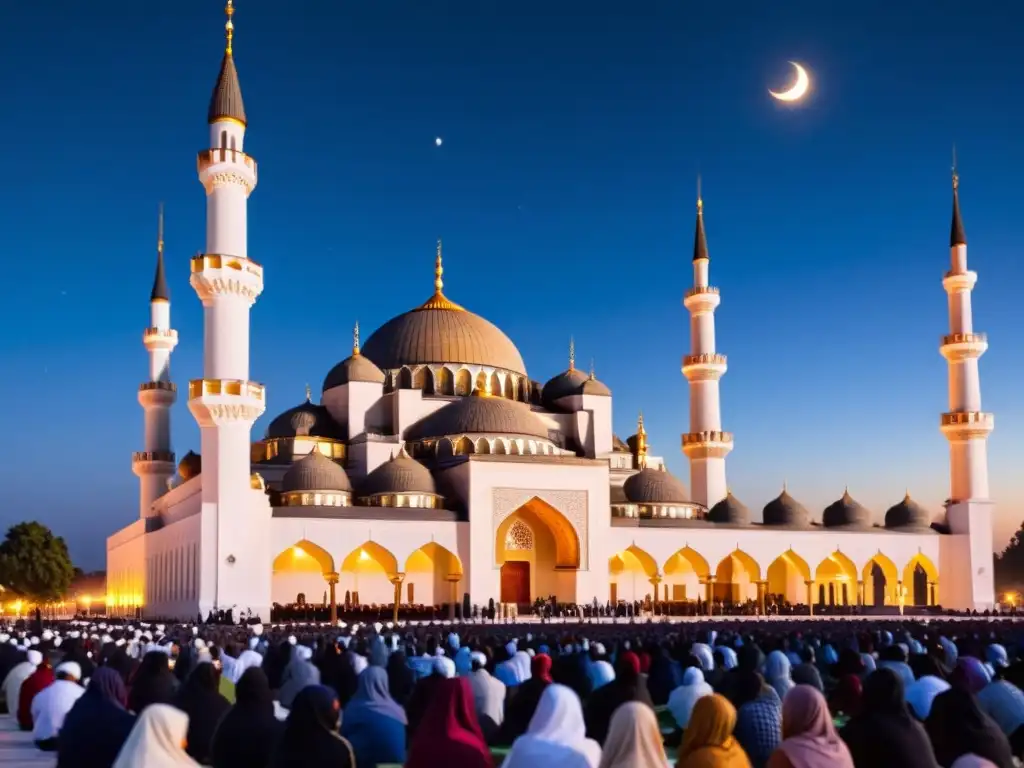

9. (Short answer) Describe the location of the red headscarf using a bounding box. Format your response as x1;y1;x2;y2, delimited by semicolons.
18;664;55;730
406;677;493;768
619;651;641;676
638;651;652;674
531;653;553;683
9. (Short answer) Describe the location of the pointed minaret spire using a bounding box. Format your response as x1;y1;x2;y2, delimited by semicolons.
150;203;169;302
352;321;361;356
418;237;464;310
208;0;247;125
693;175;709;262
635;411;648;469
950;146;966;247
568;336;576;371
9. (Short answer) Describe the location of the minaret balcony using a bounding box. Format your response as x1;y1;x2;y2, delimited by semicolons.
188;378;266;426
197;148;258;193
131;450;176;476
138;380;177;407
681;430;734;459
682;353;728;381
939;332;988;361
940;411;994;440
142;327;179;351
942;270;977;294
683;285;720;313
190;254;264;304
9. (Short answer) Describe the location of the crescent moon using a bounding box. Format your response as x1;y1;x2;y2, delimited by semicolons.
769;62;810;102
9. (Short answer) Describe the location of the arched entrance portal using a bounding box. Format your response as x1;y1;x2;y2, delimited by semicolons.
814;552;857;606
272;540;334;607
902;553;938;606
404;543;463;607
714;550;760;605
862;553;899;607
609;545;659;605
767;550;811;606
495;497;580;607
339;541;398;607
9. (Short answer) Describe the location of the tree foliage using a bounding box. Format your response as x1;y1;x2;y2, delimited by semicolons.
995;521;1024;589
0;522;75;602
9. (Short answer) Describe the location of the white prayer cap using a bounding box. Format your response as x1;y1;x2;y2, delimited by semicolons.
90;635;99;641
41;630;53;641
374;622;383;633
351;654;369;675
127;625;134;632
526;649;535;657
433;656;456;678
295;646;313;661
68;631;80;639
251;624;263;636
0;634;8;643
99;623;107;630
29;637;39;646
594;643;606;655
140;622;150;628
26;650;42;666
56;661;82;680
287;635;297;646
248;637;259;650
471;651;488;667
192;626;199;635
386;622;394;629
53;639;62;648
114;639;125;647
194;638;207;649
101;635;112;644
156;624;165;633
505;641;517;656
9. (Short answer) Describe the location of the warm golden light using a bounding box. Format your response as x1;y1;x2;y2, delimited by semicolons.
359;549;370;561
293;546;306;558
1006;592;1019;606
82;595;92;607
769;62;811;103
12;600;22;614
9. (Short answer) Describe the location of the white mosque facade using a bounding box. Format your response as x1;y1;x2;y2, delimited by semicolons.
107;8;997;620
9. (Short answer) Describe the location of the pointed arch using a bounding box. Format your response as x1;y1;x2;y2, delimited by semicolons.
272;540;335;606
436;367;454;395
453;369;471;396
490;372;502;397
504;376;514;400
340;540;398;575
273;539;334;573
454;436;473;455
903;552;938;606
398;367;413;389
475;371;488;393
475;437;491;454
610;545;658;577
404;542;463;577
412;367;427;391
493;440;507;455
862;552;899;607
814;551;858;606
766;549;811;605
495;496;580;569
714;550;761;604
663;547;711;579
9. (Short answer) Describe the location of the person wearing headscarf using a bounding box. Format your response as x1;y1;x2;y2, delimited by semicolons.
261;642;293;692
668;666;714;731
32;661;85;750
173;662;231;764
598;700;670;768
128;651;178;714
3;649;38;717
927;687;1015;768
495;643;523;687
648;647;684;706
906;676;952;720
276;647;321;710
57;667;136;768
765;652;794;703
112;703;198;768
733;671;782;768
222;648;263;704
270;685;355;767
840;668;939;768
174;646;197;686
467;650;506;742
955;658;993;696
385;649;415;709
677;693;752;768
585;651;653;745
975;674;1024;753
767;685;853;768
209;667;282;768
341;666;407;768
501;652;553;743
590;659;616;690
18;655;55;730
791;649;824;693
503;683;602;768
828;676;862;721
405;677;493;768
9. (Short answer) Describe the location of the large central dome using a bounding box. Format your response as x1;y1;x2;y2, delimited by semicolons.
360;243;527;377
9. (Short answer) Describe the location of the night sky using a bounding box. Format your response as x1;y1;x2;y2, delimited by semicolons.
2;1;1021;568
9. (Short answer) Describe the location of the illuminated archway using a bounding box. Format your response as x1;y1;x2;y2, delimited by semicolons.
272;540;335;606
496;497;581;604
339;541;399;607
862;552;899;607
766;550;811;605
714;550;761;604
814;551;858;606
902;552;938;606
404;542;463;607
609;545;658;604
663;547;710;603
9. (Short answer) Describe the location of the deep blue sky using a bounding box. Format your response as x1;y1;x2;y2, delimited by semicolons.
2;1;1022;568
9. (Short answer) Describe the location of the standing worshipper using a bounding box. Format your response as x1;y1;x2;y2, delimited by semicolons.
500;652;553;743
128;651;178;714
270;685;355;768
676;693;752;768
467;650;506;743
209;668;283;768
173;662;231;764
585;651;653;745
840;668;939;768
112;703;198;768
405;677;493;768
277;646;321;710
3;648;38;717
766;685;853;768
926;687;1015;768
32;661;85;751
733;671;782;768
341;666;407;768
18;653;55;731
502;683;602;768
57;667;136;768
598;701;670;768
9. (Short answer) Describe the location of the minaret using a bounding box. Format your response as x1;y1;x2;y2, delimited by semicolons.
681;179;732;508
188;1;270;618
133;204;178;519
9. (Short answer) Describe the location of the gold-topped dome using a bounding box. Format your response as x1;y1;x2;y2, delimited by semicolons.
178;451;202;481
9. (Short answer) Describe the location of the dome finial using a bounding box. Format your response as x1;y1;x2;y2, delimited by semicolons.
434;238;444;294
304;383;311;402
589;358;595;380
150;202;169;302
697;173;703;214
568;336;575;371
353;321;361;356
224;0;235;55
417;238;464;311
782;478;788;493
635;411;648;469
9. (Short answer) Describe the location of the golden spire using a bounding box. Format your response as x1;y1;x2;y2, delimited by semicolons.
952;144;959;190
225;0;235;55
434;238;444;293
417;238;464;311
635;411;648;469
157;202;164;257
589;358;595;379
697;173;703;214
353;321;361;356
569;336;576;371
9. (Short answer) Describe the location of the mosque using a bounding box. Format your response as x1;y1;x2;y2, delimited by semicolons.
106;4;997;620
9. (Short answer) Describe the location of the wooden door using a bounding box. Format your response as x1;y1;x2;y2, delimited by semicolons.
501;562;530;605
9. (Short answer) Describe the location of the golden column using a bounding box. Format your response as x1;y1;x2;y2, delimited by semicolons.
756;580;767;615
326;571;339;625
705;576;716;616
389;573;405;626
805;580;814;616
857;580;864;607
447;575;461;620
649;575;662;610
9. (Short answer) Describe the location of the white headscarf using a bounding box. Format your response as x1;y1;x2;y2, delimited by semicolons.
589;660;615;690
503;684;602;768
228;650;264;685
765;650;794;701
514;651;533;683
666;667;713;728
113;703;198;768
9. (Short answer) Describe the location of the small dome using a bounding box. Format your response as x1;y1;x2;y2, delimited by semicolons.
762;490;810;527
323;354;385;391
541;368;589;406
359;450;438;497
405;392;551;441
610;485;628;504
266;400;345;440
708;492;751;525
885;492;932;529
822;489;872;528
178;451;201;481
612;435;631;453
281;449;351;493
623;467;690;504
579;375;611;396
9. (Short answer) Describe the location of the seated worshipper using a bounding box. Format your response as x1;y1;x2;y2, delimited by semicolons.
765;652;795;703
173;660;231;764
500;652;553;743
598;700;671;768
927;687;1015;768
553;643;593;699
386;650;415;709
4;648;40;717
733;671;782;768
502;683;602;768
57;667;136;768
32;661;85;751
112;703;198;768
791;648;824;693
405;677;493;768
18;653;55;731
406;655;456;738
676;693;752;768
209;667;283;768
668;666;714;731
766;685;853;768
976;671;1024;755
270;685;355;768
495;642;526;687
827;676;862;721
584;651;653;745
222;648;263;705
128;650;178;714
276;644;321;710
906;676;952;721
646;646;684;707
341;666;407;768
840;668;939;768
261;641;293;692
467;650;506;743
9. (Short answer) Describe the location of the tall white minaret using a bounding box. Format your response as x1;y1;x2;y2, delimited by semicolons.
681;181;732;508
188;1;271;619
133;204;178;519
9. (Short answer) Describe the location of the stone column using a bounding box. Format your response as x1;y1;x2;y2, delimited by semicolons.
447;576;460;621
389;573;405;626
756;580;767;615
929;581;936;606
326;571;339;625
706;577;716;616
649;575;662;610
857;580;864;607
805;580;814;616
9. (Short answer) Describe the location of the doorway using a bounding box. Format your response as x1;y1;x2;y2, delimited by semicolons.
501;562;530;605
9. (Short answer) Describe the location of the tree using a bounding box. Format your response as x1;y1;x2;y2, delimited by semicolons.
0;522;75;603
996;521;1024;590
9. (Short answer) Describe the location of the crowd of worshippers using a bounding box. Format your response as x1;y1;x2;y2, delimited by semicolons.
2;618;1024;767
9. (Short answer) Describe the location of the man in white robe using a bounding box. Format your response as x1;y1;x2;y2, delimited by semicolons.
31;661;84;751
467;652;505;742
2;649;40;715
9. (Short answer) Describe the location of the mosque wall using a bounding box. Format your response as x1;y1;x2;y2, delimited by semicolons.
106;519;147;617
143;513;202;620
941;501;996;610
